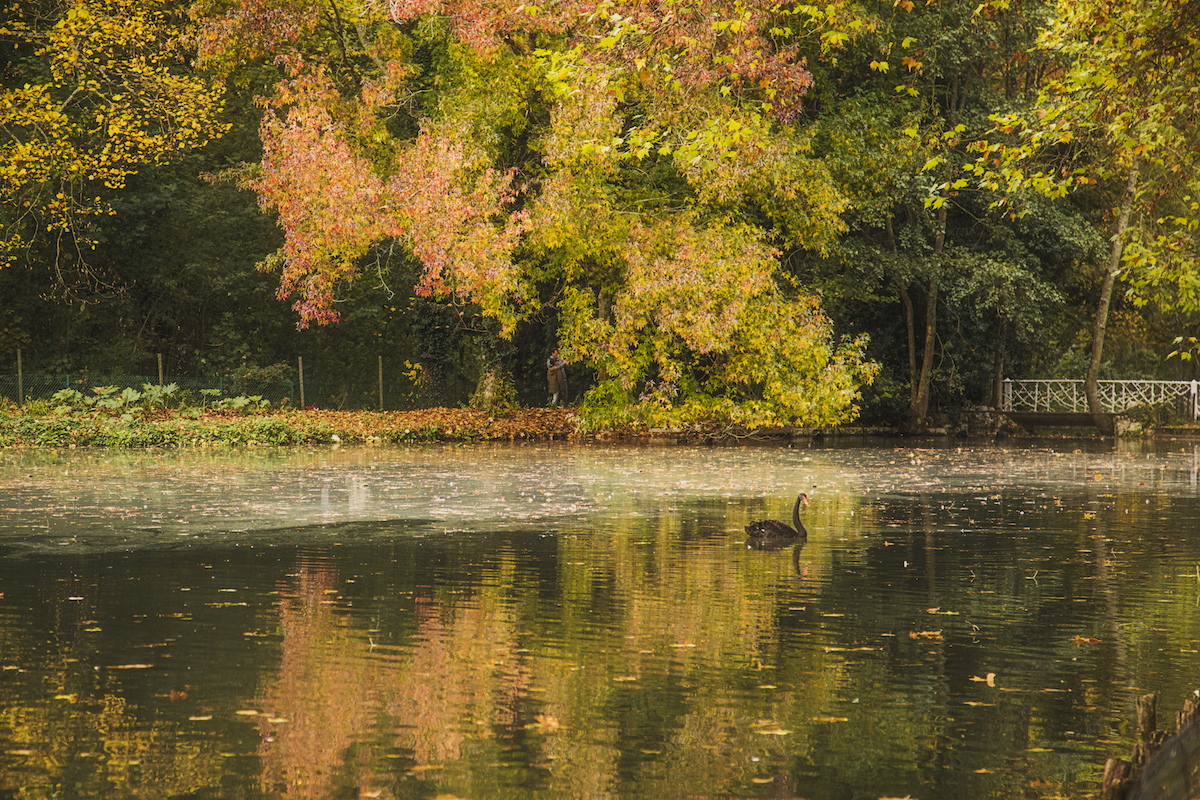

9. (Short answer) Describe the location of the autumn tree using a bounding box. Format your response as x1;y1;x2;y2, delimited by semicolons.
795;0;1096;425
0;0;226;285
196;0;879;429
972;0;1200;430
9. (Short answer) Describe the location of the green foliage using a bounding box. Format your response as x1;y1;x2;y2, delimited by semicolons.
969;0;1200;313
48;382;270;417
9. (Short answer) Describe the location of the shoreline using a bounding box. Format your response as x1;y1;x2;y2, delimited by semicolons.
2;405;1199;448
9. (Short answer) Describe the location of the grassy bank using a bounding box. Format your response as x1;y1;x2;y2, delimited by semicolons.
0;405;581;448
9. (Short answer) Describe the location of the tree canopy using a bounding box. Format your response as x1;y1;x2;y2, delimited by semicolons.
3;0;1197;426
0;0;226;278
192;0;879;428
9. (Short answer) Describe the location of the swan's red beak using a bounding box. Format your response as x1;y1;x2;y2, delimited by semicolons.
801;494;810;506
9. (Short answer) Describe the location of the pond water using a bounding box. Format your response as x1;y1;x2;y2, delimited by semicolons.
2;439;1199;800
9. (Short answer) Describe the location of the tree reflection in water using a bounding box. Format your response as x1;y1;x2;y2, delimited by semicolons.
1;443;1199;798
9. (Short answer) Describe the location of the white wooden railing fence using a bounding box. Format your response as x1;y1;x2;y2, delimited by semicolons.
1002;379;1200;419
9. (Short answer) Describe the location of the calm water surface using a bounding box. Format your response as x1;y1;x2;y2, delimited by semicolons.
1;439;1199;799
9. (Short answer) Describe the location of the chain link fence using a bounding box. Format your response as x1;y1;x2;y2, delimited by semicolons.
0;374;295;407
2;353;483;412
0;370;427;411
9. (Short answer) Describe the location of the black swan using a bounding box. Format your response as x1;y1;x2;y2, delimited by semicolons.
745;493;809;540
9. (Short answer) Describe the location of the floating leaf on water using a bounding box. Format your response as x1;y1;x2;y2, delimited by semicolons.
1073;635;1100;645
811;716;849;723
407;764;443;774
110;664;153;669
267;717;288;723
6;749;35;756
613;675;638;682
964;701;994;707
756;727;792;735
54;693;77;702
970;673;997;687
757;685;777;690
235;709;259;716
526;713;560;733
751;777;776;784
974;768;994;773
189;715;213;721
909;631;943;640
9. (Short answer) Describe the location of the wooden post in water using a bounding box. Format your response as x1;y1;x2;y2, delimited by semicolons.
1100;691;1200;800
378;355;384;411
16;348;23;406
298;356;305;409
157;353;164;385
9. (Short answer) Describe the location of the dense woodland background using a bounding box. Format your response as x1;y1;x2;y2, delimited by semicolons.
2;0;1198;427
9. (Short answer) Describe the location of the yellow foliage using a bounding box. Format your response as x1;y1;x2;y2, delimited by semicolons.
0;0;226;266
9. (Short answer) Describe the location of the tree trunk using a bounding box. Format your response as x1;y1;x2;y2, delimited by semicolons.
888;217;919;409
899;281;918;408
911;109;957;425
992;348;1004;409
913;166;950;424
913;274;938;422
1086;162;1139;433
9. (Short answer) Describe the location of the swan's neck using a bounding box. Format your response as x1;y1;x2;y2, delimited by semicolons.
792;495;803;534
